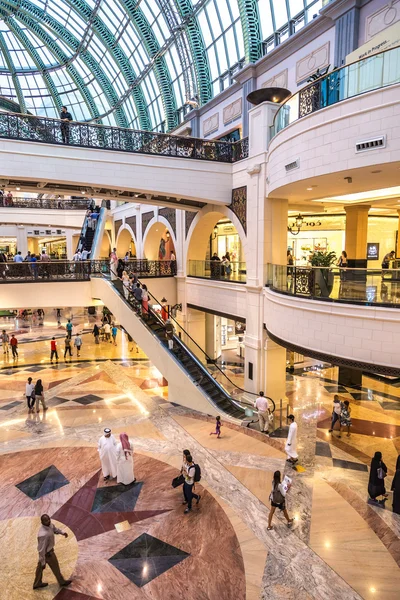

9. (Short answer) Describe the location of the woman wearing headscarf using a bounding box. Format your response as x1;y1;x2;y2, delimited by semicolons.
391;454;400;515
116;433;136;485
368;451;388;503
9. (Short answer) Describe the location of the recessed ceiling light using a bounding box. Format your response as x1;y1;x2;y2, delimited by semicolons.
16;186;21;190
306;187;313;191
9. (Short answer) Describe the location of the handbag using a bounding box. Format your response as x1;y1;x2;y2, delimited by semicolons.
172;474;184;488
377;466;386;479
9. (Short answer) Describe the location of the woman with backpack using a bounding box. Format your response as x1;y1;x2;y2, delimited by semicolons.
267;470;294;531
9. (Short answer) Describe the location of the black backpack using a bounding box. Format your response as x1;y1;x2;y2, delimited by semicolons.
193;463;201;483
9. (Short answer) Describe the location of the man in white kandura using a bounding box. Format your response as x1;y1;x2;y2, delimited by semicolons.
98;427;117;481
285;414;298;465
116;432;136;485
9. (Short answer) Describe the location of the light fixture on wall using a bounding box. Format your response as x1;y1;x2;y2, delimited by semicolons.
212;224;218;240
165;231;170;241
287;214;304;235
288;213;322;235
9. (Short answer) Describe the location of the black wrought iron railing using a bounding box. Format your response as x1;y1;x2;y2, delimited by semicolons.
0;259;177;282
0;111;249;163
0;197;90;210
91;259;175;277
272;45;400;137
0;260;91;282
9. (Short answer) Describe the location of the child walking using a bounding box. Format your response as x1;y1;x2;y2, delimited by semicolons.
210;416;222;438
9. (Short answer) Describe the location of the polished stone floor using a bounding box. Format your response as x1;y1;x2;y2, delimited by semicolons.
0;312;400;599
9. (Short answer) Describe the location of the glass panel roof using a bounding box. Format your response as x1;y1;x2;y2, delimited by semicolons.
0;0;324;131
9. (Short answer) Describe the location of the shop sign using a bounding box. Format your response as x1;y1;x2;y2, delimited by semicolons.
346;22;400;64
367;243;379;260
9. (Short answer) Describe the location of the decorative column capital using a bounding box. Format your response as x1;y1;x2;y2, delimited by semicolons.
246;164;261;175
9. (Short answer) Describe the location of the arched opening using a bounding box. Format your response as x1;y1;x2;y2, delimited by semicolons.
99;231;111;258
186;209;246;281
116;227;136;258
143;221;176;261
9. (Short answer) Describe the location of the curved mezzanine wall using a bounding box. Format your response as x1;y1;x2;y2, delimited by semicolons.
267;84;400;198
264;287;400;374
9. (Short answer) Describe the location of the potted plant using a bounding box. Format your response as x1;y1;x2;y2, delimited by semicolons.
310;251;336;297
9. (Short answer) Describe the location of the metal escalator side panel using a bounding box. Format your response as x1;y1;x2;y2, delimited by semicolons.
90;207;108;260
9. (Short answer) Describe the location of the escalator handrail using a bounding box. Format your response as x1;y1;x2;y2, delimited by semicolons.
107;275;246;411
106;267;275;413
138;282;276;408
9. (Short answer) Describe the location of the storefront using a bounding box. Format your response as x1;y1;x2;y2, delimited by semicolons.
221;317;245;359
27;236;67;259
209;220;244;264
288;213;398;268
0;237;17;257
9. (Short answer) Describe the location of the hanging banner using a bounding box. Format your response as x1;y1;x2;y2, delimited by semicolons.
346;22;400;64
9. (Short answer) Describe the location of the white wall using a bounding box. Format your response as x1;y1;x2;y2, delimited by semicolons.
185;278;247;319
264;287;400;370
0;208;84;229
0;139;233;206
267;84;400;196
0;281;94;310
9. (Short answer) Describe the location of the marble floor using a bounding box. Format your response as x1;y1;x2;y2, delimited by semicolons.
0;313;400;599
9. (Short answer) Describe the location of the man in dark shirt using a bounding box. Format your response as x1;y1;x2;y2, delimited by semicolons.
60;106;72;144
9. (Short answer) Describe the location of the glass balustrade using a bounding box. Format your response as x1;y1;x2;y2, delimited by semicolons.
187;260;246;283
267;263;400;307
272;46;400;137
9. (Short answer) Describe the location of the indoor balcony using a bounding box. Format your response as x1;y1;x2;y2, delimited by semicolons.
264;263;400;376
267;46;400;199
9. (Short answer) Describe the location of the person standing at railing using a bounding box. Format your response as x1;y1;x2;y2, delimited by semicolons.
31;253;38;279
142;284;149;318
13;251;23;263
337;250;347;282
210;252;221;279
110;248;118;281
170;251;177;276
5;191;13;206
60;106;72;144
40;249;51;279
382;250;395;278
254;391;271;435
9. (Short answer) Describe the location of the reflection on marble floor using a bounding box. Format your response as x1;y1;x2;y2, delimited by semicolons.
0;327;400;599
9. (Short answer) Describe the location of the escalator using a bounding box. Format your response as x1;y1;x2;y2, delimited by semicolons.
93;272;275;421
76;205;107;258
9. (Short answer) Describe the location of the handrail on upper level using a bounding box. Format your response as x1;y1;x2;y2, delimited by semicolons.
0;197;89;210
0;110;248;163
271;45;400;138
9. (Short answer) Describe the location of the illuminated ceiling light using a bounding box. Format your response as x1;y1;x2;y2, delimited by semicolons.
306;187;313;191
312;185;400;204
16;186;21;191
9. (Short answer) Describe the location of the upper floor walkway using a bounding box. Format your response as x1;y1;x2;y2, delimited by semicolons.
0;111;247;207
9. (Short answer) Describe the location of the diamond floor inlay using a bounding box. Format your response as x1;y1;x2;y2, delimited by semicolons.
109;533;190;587
91;481;143;513
15;464;69;499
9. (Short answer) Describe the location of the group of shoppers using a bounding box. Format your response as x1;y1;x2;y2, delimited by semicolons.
328;394;352;437
368;451;400;514
210;252;232;278
1;330;18;358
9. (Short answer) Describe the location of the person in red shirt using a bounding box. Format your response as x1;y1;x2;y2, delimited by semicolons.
50;337;58;364
10;334;18;359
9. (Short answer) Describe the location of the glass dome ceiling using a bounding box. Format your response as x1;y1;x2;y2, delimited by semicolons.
0;0;323;131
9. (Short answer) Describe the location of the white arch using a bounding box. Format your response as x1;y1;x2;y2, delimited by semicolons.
142;215;179;263
184;203;248;268
116;223;138;253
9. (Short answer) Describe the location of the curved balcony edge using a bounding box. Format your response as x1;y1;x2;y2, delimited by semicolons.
264;288;400;375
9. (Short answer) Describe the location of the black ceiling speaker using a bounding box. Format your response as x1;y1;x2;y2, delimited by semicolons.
246;87;291;106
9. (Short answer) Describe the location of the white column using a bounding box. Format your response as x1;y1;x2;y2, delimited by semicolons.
136;207;143;259
65;229;74;259
175;209;185;277
205;313;221;360
264;334;286;403
16;225;27;256
243;285;263;395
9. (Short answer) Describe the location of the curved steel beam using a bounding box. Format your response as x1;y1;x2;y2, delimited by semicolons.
122;0;178;131
2;0;128;126
0;29;27;113
7;13;101;121
237;0;262;64
5;18;63;112
174;0;212;106
64;0;151;130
